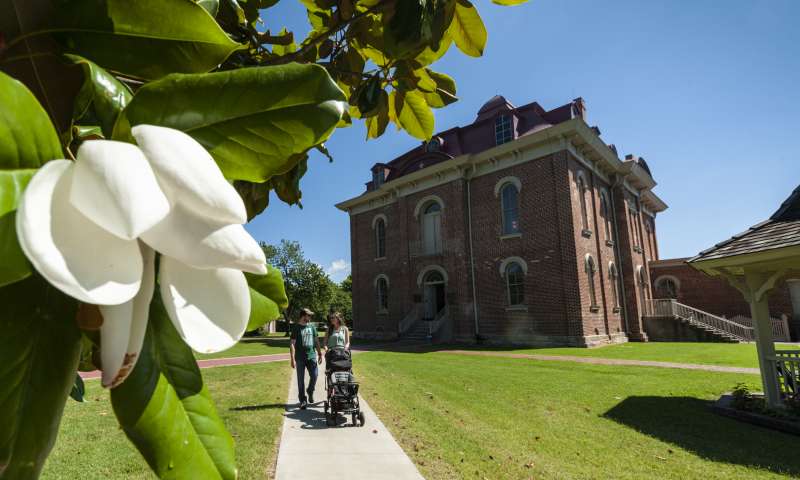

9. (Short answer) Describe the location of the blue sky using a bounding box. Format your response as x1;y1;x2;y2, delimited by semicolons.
245;0;800;282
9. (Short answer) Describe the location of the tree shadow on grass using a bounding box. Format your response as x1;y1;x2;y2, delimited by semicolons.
603;396;800;477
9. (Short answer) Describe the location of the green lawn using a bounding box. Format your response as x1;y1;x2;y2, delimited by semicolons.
467;341;800;369
356;351;799;480
195;336;291;360
41;362;288;479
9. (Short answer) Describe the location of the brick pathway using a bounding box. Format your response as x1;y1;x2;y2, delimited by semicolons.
442;350;760;374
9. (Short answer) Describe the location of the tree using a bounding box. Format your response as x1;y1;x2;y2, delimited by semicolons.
340;274;353;294
262;240;333;322
0;0;528;478
328;281;353;327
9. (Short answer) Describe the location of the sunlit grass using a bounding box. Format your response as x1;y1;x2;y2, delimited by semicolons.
42;362;289;479
357;351;797;480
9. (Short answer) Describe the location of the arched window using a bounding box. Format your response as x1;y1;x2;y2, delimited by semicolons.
421;201;442;255
600;191;613;243
376;276;389;312
608;262;621;310
495;115;512;145
375;218;386;258
577;174;590;233
654;276;679;299
504;262;525;306
500;183;520;235
585;254;598;309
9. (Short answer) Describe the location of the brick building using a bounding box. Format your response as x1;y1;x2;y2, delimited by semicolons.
336;96;667;347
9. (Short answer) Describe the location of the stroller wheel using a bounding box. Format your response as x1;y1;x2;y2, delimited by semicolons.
351;413;357;426
326;413;335;427
358;411;365;427
323;401;328;414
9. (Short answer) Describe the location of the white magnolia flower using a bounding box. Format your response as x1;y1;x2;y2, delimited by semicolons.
16;126;267;388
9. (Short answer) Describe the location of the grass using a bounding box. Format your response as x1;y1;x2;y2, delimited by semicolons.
464;341;800;369
195;336;291;360
356;351;799;480
41;362;289;480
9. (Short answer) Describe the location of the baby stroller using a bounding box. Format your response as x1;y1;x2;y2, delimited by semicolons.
324;347;365;427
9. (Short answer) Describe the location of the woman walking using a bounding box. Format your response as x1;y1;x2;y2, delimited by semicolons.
324;312;350;351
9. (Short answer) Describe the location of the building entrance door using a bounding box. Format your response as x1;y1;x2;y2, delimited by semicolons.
422;271;446;320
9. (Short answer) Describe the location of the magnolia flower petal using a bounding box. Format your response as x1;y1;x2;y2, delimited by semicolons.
16;160;143;305
132;125;246;224
71;140;170;239
141;203;266;274
98;244;155;388
160;256;250;353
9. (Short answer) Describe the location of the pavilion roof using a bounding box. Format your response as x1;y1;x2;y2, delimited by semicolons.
689;185;800;264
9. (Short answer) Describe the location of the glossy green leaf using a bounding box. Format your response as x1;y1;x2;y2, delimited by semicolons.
0;212;31;288
51;0;244;80
247;288;280;330
113;64;346;182
65;55;132;138
196;0;220;15
111;294;236;480
246;265;289;309
395;89;434;140
234;180;271;220
449;0;487;57
0;72;62;170
268;156;309;205
421;69;458;108
0;73;60;288
366;91;389;139
69;374;86;403
0;274;81;480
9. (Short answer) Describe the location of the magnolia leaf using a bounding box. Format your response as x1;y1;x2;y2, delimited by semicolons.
0;0;85;133
0;72;62;170
50;0;244;80
246;266;289;309
0;212;31;289
65;55;133;138
366;91;389;139
0;274;81;480
395;89;434;140
196;0;220;15
111;294;236;480
113;64;346;182
449;0;487;57
268;156;309;206
234;180;271;220
421;69;458;108
247;288;280;330
69;374;86;403
0;72;62;287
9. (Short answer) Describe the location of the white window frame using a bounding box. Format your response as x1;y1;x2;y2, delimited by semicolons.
494;114;513;145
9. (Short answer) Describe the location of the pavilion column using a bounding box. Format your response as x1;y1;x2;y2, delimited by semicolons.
748;295;781;407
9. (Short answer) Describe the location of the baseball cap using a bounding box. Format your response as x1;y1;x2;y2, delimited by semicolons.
300;307;314;316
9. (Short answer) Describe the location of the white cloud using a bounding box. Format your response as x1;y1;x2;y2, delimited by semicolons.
326;259;351;281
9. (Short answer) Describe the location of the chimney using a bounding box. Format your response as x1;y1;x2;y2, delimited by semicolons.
572;97;586;120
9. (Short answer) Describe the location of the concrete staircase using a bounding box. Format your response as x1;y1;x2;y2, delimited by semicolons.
644;299;755;343
402;321;430;342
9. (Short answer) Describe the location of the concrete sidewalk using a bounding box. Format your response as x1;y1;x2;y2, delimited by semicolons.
275;360;423;480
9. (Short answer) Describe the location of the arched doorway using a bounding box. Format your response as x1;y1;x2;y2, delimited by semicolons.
422;270;446;320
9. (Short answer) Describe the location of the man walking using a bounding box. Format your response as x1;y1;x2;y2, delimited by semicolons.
290;308;323;409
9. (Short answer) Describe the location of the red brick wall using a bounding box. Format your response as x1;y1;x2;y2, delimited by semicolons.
348;148;661;345
649;260;794;322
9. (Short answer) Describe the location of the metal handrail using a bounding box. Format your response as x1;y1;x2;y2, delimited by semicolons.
426;305;450;337
644;299;755;341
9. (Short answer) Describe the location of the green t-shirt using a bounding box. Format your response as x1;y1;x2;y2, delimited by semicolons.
291;323;318;360
327;326;347;349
